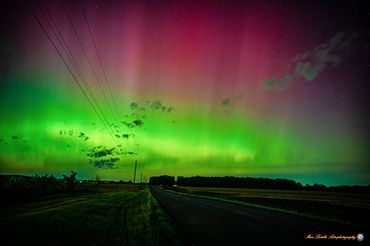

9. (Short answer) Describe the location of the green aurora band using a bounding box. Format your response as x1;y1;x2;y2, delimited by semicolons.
1;0;369;186
0;72;368;185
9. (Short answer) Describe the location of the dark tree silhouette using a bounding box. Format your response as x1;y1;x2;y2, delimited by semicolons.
63;171;77;192
176;176;303;190
149;175;175;186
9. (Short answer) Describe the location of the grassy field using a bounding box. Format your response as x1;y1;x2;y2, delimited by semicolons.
0;184;180;246
168;186;370;230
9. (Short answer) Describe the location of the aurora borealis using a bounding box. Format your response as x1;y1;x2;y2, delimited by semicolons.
1;0;369;185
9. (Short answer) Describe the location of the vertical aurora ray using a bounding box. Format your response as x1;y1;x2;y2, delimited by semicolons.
0;0;369;185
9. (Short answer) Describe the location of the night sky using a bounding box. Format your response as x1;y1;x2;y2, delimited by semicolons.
1;0;369;185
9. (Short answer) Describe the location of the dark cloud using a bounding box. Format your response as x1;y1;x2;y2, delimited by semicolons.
121;121;135;128
151;100;162;110
261;31;359;91
92;158;120;169
121;120;143;128
129;100;173;118
262;79;276;89
78;132;89;141
60;129;89;141
133;119;143;127
221;98;230;106
86;143;138;159
115;150;137;155
87;145;125;168
294;32;357;81
130;102;139;110
277;74;292;91
87;147;115;158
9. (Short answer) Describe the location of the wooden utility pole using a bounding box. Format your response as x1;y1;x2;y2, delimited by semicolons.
133;160;137;184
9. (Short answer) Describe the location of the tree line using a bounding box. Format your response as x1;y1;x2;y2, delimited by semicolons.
149;175;370;193
0;172;79;203
177;176;301;190
149;175;175;186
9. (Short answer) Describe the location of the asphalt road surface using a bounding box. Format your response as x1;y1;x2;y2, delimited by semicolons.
150;186;361;245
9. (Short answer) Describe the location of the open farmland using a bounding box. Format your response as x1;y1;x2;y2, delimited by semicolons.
167;186;370;230
0;185;179;246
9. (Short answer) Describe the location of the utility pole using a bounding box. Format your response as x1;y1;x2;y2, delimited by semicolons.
133;160;137;184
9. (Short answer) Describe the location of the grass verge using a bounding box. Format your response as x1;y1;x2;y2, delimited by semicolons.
0;186;180;246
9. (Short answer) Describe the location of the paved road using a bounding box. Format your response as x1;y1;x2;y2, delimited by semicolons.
151;186;360;245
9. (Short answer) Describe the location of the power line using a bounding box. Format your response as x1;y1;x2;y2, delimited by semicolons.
79;0;123;126
37;0;122;146
78;0;140;162
37;0;99;108
58;0;125;147
61;0;121;132
25;0;121;146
